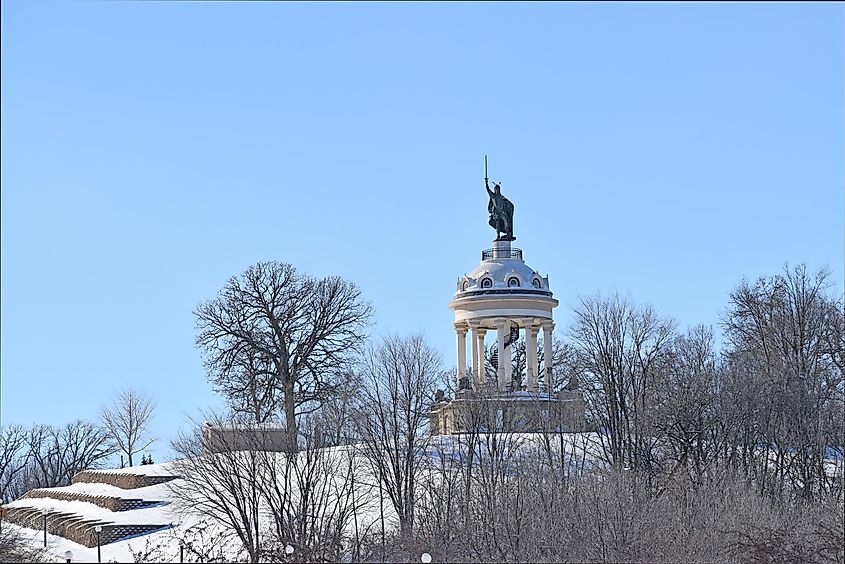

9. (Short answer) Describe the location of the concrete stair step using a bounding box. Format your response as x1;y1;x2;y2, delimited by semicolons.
0;504;171;547
22;488;165;511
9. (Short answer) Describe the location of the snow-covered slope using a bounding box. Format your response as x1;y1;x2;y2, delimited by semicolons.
3;433;608;562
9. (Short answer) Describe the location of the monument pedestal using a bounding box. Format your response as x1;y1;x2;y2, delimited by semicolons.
431;170;586;435
429;389;587;435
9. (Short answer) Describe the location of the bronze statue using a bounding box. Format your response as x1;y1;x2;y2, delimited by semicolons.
485;157;515;241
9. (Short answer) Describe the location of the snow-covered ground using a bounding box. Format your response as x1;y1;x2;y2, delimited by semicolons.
5;454;386;562
6;433;842;563
4;462;196;562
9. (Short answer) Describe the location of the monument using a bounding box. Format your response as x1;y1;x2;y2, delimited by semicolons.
429;159;585;434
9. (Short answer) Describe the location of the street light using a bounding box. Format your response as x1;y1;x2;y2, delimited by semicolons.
64;550;73;563
41;507;48;547
285;544;294;559
421;552;432;563
95;525;103;563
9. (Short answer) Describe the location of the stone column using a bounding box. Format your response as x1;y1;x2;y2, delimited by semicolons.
476;328;488;388
542;321;555;392
468;322;481;389
455;323;468;390
495;318;507;391
523;319;538;392
504;334;513;391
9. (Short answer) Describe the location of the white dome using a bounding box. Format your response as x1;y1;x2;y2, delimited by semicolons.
454;242;552;297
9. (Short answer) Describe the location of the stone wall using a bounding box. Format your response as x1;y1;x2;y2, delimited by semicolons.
1;506;168;547
72;471;177;490
21;489;161;511
429;389;587;435
203;423;288;453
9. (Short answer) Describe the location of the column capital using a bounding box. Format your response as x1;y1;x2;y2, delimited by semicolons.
467;320;482;329
494;317;507;329
519;317;536;328
541;320;556;331
454;321;469;334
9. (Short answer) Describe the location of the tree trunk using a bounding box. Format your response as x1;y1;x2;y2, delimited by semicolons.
284;379;298;453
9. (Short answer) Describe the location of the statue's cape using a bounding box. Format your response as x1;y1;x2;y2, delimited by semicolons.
488;193;513;233
502;197;513;214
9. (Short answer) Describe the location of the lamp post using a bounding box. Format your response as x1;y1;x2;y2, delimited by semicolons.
41;507;48;547
285;544;294;561
421;552;432;563
64;550;73;563
95;524;103;563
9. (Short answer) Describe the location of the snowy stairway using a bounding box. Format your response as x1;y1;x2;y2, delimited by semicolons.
3;505;168;547
22;488;164;511
1;467;177;547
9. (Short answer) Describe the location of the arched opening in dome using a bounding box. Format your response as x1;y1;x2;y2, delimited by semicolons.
481;278;493;289
532;278;542;288
508;277;520;288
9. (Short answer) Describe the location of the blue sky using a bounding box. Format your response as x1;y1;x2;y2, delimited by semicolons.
2;2;842;461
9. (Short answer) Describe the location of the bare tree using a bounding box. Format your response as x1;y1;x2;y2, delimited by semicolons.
651;325;727;486
215;350;284;424
571;292;675;473
170;413;265;563
195;261;372;452
171;412;369;563
16;421;113;496
100;386;157;467
0;425;30;503
312;371;361;447
354;333;443;538
258;414;372;562
484;336;582;393
722;264;844;499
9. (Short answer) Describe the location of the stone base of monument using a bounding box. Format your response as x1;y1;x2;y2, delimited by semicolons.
428;388;586;435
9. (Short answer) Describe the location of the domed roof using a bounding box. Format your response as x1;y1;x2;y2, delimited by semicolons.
454;241;552;298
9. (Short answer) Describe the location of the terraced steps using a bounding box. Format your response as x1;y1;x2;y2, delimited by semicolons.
22;488;164;511
2;505;169;547
1;467;178;547
72;470;178;490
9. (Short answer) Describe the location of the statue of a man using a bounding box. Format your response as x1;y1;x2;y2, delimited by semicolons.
486;179;515;241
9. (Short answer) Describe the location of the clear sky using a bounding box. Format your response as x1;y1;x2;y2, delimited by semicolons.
2;2;842;461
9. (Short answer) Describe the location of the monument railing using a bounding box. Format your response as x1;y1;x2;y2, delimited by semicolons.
482;247;523;261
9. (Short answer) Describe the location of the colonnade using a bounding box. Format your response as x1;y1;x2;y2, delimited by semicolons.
455;318;555;392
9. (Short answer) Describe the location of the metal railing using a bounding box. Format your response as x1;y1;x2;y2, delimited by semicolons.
482;247;523;261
